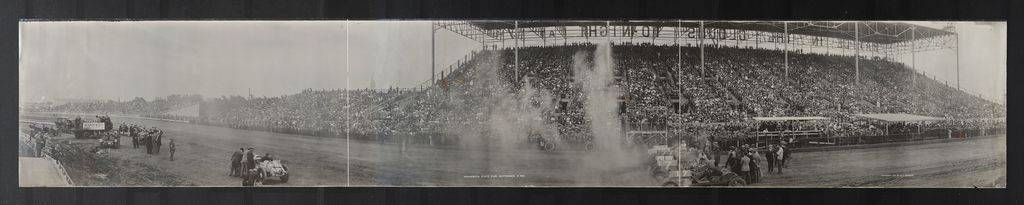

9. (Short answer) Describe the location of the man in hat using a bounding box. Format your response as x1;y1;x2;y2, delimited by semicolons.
230;148;244;176
709;141;721;167
765;144;777;174
168;139;177;161
739;151;751;183
153;128;163;154
725;147;739;173
775;141;786;173
241;167;258;186
129;126;139;149
781;140;792;168
143;132;153;154
242;147;255;171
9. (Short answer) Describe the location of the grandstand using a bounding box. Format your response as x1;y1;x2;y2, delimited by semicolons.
25;21;1005;148
427;21;1004;147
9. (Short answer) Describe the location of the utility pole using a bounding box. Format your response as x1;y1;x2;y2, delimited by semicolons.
431;22;436;85
955;24;961;90
784;22;789;79
855;22;860;84
700;21;705;77
514;21;519;84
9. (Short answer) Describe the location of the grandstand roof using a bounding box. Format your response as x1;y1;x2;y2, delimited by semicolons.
467;21;953;44
854;113;946;122
752;116;831;121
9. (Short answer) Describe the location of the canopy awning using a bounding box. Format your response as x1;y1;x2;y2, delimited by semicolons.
854;113;945;122
752;116;831;121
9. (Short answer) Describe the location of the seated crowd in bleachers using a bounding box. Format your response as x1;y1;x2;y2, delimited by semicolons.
25;44;1005;146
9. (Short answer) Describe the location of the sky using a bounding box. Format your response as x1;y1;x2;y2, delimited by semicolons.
18;21;480;102
19;21;1004;104
900;22;1006;105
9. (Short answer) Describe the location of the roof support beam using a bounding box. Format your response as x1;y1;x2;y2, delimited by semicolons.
676;20;682;117
431;21;436;86
855;22;860;84
911;26;916;86
784;22;789;80
700;21;705;77
514;21;519;85
954;26;960;90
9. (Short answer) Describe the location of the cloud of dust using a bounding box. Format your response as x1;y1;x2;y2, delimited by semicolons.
440;50;563;185
572;42;642;183
485;77;559;150
444;44;648;185
446;51;559;151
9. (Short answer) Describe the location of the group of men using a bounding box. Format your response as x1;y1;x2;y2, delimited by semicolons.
231;147;278;186
230;147;257;177
708;139;792;184
119;123;176;160
723;144;761;184
25;124;55;157
763;142;790;174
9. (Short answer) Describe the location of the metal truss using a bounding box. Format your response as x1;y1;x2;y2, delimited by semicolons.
434;21;957;56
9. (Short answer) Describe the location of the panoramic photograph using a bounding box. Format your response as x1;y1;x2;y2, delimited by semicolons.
18;20;1005;187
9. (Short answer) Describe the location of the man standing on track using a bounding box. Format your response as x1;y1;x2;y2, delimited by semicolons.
241;147;255;173
130;127;139;149
749;150;761;183
782;140;792;168
739;152;751;183
709;141;721;167
241;168;257;186
168;139;176;161
765;144;776;174
726;147;739;172
153;128;163;154
231;148;244;176
143;133;153;154
775;142;786;173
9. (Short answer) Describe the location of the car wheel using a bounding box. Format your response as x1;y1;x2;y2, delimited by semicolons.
724;174;746;186
652;170;668;180
543;141;556;151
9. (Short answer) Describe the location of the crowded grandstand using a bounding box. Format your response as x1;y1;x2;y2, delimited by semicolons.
22;21;1005;151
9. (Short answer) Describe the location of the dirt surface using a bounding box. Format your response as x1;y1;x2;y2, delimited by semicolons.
17;127;193;186
18;157;71;187
757;135;1006;188
19;113;1006;187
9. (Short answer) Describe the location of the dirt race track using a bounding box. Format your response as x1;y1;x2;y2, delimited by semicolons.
758;134;1006;188
20;113;1005;187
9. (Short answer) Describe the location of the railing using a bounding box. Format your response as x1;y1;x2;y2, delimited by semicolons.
626;130;670;146
716;127;1004;149
42;153;74;186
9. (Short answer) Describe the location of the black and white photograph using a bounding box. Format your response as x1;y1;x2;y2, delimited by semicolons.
17;20;1006;187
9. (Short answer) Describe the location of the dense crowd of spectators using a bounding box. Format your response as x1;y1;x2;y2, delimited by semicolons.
25;94;203;116
26;44;1005;146
438;43;1005;144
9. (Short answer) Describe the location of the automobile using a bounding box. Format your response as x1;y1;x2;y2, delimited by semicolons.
252;154;289;184
98;133;120;149
647;144;746;187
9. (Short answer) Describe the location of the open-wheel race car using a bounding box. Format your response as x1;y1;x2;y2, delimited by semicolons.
252;155;289;185
647;144;746;187
55;116;114;139
525;125;563;152
686;165;746;186
97;132;121;149
528;132;557;151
